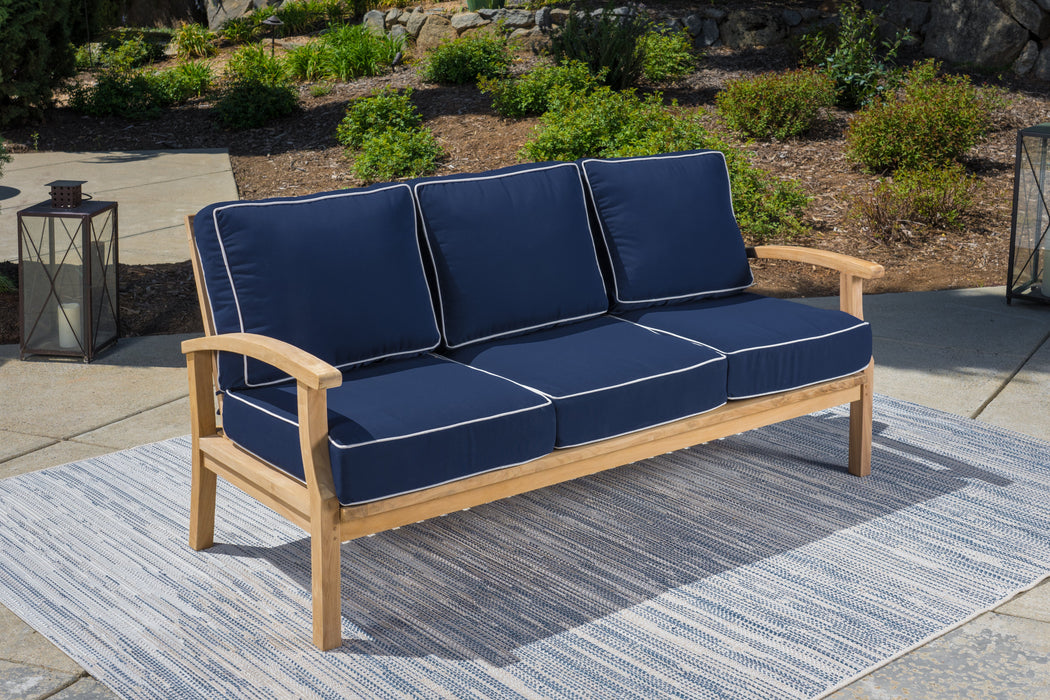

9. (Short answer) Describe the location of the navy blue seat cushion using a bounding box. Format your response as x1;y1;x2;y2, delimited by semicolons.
192;184;440;390
580;151;754;310
221;354;556;506
444;316;727;448
619;293;872;399
413;162;609;349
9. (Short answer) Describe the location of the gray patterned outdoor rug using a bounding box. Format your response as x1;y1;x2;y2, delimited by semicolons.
1;395;1049;699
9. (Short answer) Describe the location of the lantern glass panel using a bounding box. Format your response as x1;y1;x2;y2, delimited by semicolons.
1009;125;1050;303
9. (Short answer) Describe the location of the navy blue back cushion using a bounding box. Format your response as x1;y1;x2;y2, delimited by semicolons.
192;184;440;389
581;151;754;310
413;162;609;348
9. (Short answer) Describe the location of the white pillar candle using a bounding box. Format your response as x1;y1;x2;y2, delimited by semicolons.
57;302;81;349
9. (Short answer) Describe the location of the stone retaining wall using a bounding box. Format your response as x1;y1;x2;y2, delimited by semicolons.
210;0;1050;78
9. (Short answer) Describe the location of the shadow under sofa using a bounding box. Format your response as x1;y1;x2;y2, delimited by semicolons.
182;150;884;650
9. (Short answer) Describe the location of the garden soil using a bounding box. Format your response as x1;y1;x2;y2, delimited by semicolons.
2;34;1046;344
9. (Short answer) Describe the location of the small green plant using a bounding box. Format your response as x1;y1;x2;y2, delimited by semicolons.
421;34;512;85
337;88;422;148
309;82;333;97
478;60;598;118
798;1;905;109
550;5;648;90
285;41;330;81
521;84;809;240
286;23;403;82
69;69;173;119
716;69;835;140
639;29;694;83
845;59;1005;172
172;23;217;59
155;61;214;101
221;16;260;45
352;127;443;182
224;42;287;85
213;79;298;129
852;163;980;241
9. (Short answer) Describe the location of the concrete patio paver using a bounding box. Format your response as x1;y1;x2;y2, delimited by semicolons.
0;660;80;700
0;150;238;265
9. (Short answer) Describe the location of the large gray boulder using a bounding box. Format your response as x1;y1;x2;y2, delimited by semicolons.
1033;45;1050;79
405;9;428;38
925;0;1029;69
719;10;787;48
1015;40;1040;74
451;11;486;30
362;9;386;36
416;14;456;51
1000;0;1050;38
206;0;255;31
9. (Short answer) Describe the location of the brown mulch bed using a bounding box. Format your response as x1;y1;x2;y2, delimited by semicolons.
1;26;1044;344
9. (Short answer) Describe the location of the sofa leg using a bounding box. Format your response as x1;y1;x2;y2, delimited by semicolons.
189;456;217;550
848;361;874;477
311;498;342;651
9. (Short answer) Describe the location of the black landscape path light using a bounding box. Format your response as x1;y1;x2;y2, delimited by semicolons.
262;15;283;58
1008;123;1050;305
17;181;119;361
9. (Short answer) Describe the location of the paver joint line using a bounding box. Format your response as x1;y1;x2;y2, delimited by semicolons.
970;328;1050;420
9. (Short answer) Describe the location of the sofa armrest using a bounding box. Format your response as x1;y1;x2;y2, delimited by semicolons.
746;245;885;320
181;333;343;390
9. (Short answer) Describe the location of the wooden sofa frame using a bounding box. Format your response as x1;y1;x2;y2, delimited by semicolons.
181;215;885;650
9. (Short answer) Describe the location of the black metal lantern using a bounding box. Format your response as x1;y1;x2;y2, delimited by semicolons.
262;15;283;58
1007;123;1050;305
17;184;119;361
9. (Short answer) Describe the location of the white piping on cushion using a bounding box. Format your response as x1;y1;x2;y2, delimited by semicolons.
413;162;610;349
210;184;442;388
580;151;755;307
724;322;870;355
222;360;552;449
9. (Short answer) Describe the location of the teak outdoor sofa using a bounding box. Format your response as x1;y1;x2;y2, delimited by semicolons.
182;150;885;650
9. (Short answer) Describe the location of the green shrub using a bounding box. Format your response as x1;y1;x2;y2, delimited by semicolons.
521;85;809;240
639;29;694;83
798;1;905;109
0;0;78;126
337;88;422;148
95;30;165;70
221;16;260;45
421;34;512;85
352;127;442;182
716;69;835;140
852;164;980;241
550;5;647;90
155;61;214;101
478;60;598;118
224;43;287;85
845;59;1004;172
213;79;298;129
172;23;217;59
286;23;402;82
69;69;173;119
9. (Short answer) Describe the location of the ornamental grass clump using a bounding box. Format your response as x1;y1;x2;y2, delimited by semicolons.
716;68;835;140
172;23;217;59
285;24;404;82
337;88;442;182
549;5;647;90
845;59;1005;173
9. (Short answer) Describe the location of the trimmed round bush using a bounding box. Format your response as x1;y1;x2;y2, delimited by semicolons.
421;34;511;85
845;59;1005;172
352;128;442;183
639;29;694;83
716;69;835;140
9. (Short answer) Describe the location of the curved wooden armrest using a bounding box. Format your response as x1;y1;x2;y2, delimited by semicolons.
748;245;885;280
181;333;343;390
